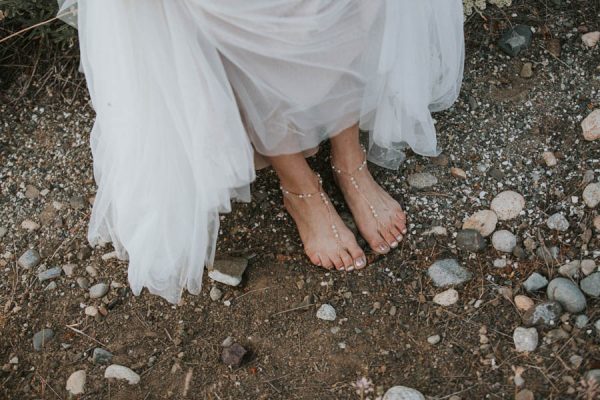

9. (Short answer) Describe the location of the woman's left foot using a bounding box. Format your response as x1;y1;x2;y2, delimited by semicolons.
332;146;407;255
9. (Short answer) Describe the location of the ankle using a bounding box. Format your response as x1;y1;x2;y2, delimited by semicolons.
279;171;321;197
331;144;367;172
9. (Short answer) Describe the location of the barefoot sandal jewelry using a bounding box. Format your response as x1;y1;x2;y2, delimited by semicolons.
331;145;381;226
280;173;343;267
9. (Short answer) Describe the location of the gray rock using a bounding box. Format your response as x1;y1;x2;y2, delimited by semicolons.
545;328;569;343
407;173;437;189
523;272;548;292
583;170;595;185
512;246;527;260
456;229;486;252
546;213;569;231
89;283;109;299
104;365;140;385
491;230;517;253
493;258;507;268
33;329;54;351
547;278;587;313
498;25;533;57
62;264;76;277
18;249;41;269
76;277;90;290
522;301;562;327
513;327;538;352
316;304;337;321
490;191;525;220
383;386;425;400
93;348;113;364
66;370;86;396
37;267;62;282
574;315;589;329
583;183;600;208
209;286;223;301
580;273;600;297
427;259;473;287
221;343;247;367
208;256;248;286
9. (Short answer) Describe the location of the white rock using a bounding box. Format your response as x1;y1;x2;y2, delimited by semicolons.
104;365;140;385
66;370;86;395
582;31;600;47
21;219;40;231
85;306;98;317
209;286;222;301
316;304;336;321
583;183;600;208
546;213;569;231
513;327;538;352
383;386;425;400
427;335;441;345
493;258;507;268
433;288;459;306
491;230;517;253
422;226;447;236
542;151;557;167
462;210;498;237
490;191;525;220
582;109;600;141
407;173;438;189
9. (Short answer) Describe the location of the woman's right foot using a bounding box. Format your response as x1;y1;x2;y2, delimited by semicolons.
281;174;367;271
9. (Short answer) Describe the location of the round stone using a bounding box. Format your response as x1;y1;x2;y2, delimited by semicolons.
580;273;600;297
66;370;86;396
547;278;587;313
513;327;538;352
89;283;109;299
427;335;441;345
491;230;517;253
583;183;600;208
514;295;534;311
462;210;498;237
433;289;459;306
383;386;425;400
490;191;525;220
546;213;569;231
316;304;336;321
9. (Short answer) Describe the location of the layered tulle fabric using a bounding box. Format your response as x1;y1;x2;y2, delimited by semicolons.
58;0;464;304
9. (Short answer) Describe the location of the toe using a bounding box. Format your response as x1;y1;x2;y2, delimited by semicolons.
368;234;390;254
319;255;334;270
395;212;408;234
347;245;367;269
340;250;354;271
307;252;322;267
331;254;345;271
389;225;404;243
379;227;399;249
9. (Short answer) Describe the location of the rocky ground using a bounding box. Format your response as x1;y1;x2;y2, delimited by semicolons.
1;2;600;399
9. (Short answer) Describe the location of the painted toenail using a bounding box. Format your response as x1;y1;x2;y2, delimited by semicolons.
391;241;398;248
396;235;403;241
355;258;366;268
379;244;389;252
340;266;345;271
347;266;355;271
402;228;407;234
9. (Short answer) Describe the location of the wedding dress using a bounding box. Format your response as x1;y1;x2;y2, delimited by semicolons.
57;0;465;304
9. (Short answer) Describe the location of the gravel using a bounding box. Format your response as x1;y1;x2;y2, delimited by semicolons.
546;213;569;231
32;328;54;351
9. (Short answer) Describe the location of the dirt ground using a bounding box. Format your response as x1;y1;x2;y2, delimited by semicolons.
1;1;600;399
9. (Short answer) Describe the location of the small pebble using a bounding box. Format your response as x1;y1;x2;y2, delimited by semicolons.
89;283;109;299
490;191;525;220
407;173;438;189
542;151;557;167
427;335;441;345
382;386;425;400
491;230;517;253
462;210;497;237
523;272;548;292
583;183;600;208
514;295;534;311
433;288;459;306
66;370;86;396
209;286;223;301
104;364;140;385
574;315;589;329
33;329;54;351
513;327;538;352
546;213;569;231
18;249;41;269
580;273;600;297
316;304;337;321
547;278;587;313
221;343;247;367
93;348;113;364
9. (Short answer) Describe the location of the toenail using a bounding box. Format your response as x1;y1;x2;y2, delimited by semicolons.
340;266;345;271
355;258;366;268
379;244;389;252
396;235;403;241
402;228;407;234
347;266;355;271
391;241;398;248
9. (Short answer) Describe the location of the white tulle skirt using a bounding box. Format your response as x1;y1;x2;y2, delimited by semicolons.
57;0;464;304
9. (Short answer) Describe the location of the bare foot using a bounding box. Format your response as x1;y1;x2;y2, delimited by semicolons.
281;174;367;271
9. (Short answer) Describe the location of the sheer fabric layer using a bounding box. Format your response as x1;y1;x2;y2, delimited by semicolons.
58;0;464;304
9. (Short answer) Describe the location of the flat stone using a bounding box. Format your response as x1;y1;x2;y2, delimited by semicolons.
498;25;533;56
491;230;517;253
455;229;486;252
558;260;581;278
583;183;600;208
383;386;425;400
89;283;109;299
316;304;337;321
582;31;600;47
407;173;438;189
433;289;459;306
547;277;587;313
462;210;498;237
93;348;113;364
427;335;441;345
221;343;247;367
18;249;41;269
523;301;562;327
208;256;248;286
580;273;600;297
581;259;597;276
513;327;538;352
33;329;54;351
523;272;548;292
514;295;534;311
582;109;600;141
66;370;86;396
427;259;473;287
37;267;61;282
104;365;140;385
490;191;525;220
546;213;569;231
